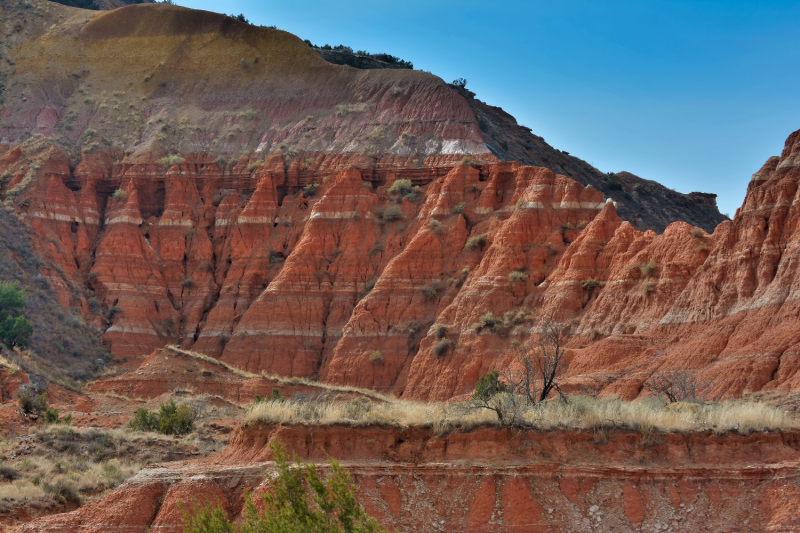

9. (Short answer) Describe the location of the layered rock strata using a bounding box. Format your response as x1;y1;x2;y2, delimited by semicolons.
3;129;800;401
17;423;800;532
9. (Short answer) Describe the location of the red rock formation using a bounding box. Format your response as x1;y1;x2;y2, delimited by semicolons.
6;128;800;401
18;423;800;532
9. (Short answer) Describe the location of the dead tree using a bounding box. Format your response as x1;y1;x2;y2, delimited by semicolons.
505;313;573;405
645;369;712;404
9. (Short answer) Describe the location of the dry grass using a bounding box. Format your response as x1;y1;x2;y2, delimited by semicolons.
244;395;798;436
0;352;21;373
166;346;393;402
0;424;228;512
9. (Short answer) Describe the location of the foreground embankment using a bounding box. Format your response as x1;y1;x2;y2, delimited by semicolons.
16;423;800;532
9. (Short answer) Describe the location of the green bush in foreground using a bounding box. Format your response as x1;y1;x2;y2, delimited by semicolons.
129;400;193;435
0;281;32;349
183;440;389;533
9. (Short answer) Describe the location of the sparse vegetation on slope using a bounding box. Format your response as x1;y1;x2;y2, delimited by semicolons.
0;204;108;389
0;424;224;527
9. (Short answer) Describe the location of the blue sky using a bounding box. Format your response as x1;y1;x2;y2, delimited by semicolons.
176;0;800;217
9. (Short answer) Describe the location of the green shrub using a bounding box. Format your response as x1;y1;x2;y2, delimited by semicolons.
465;234;487;250
253;388;284;404
450;202;466;215
577;220;588;229
434;339;453;356
111;189;127;202
388;179;421;201
0;316;32;348
472;370;509;401
690;228;704;238
546;242;558;256
508;270;528;282
368;350;384;364
604;173;622;190
580;278;599;291
382;205;403;222
159;401;194;435
43;408;71;425
19;391;48;415
303;183;320;198
418;281;443;301
181;278;194;288
0;282;32;349
428;219;443;234
157;154;185;170
106;306;123;320
0;281;26;314
128;407;159;432
182;440;389;533
128;400;193;435
473;312;499;333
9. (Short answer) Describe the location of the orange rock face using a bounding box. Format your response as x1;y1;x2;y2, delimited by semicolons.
17;423;800;532
6;128;800;400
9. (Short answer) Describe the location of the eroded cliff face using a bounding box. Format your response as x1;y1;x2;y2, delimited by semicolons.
17;423;800;533
3;127;800;401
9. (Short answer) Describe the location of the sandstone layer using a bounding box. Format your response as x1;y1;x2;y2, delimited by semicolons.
17;423;800;533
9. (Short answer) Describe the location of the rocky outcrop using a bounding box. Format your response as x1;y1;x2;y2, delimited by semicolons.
17;423;800;532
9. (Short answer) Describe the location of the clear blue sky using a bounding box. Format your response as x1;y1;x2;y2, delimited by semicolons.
175;0;800;217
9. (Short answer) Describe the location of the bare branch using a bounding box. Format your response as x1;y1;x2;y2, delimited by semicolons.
505;312;573;406
645;369;712;404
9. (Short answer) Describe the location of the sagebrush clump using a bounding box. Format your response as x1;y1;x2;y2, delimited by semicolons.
508;270;528;282
128;400;193;435
465;234;487;250
388;178;421;202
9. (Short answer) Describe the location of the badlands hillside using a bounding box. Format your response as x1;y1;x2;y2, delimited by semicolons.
1;1;800;532
0;1;747;396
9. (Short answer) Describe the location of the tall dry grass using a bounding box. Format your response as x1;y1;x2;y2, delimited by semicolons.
0;352;21;373
244;394;798;436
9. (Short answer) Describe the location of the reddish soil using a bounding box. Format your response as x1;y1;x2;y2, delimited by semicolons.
16;423;800;532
